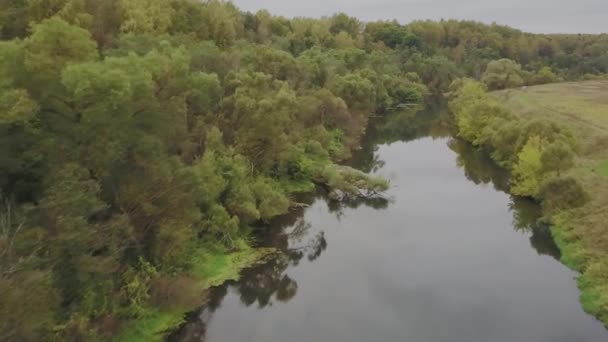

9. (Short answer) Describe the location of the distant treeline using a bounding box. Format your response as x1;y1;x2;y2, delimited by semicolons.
1;0;607;340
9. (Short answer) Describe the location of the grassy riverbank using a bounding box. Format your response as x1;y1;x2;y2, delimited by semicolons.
493;81;608;324
115;242;276;342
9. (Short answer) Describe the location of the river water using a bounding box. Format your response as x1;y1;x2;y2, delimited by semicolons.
171;109;608;342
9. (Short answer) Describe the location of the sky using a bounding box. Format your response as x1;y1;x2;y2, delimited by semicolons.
230;0;608;34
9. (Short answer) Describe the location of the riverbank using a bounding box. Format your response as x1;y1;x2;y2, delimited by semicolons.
494;81;608;324
113;162;390;341
452;80;608;325
115;241;277;341
170;107;608;341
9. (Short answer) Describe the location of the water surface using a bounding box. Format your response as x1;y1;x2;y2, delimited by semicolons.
171;110;608;342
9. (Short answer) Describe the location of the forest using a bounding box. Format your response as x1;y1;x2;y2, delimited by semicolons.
1;0;608;340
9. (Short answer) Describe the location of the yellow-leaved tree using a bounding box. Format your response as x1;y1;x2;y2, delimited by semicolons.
511;135;546;197
120;0;173;34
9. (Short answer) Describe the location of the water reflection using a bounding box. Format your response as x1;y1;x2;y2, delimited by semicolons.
170;105;569;341
448;138;561;260
448;138;510;192
349;103;450;173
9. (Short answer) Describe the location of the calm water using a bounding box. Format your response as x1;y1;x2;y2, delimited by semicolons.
171;109;608;342
231;0;608;34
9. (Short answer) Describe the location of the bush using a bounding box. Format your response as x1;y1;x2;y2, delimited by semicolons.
539;176;589;216
149;275;201;311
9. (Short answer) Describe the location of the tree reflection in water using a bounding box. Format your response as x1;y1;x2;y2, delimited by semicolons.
169;186;390;341
170;104;561;341
448;138;561;260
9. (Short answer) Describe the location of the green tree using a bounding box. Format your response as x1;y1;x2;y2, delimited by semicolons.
482;58;524;90
252;177;290;219
224;71;297;171
120;0;173;34
541;141;575;176
0;0;29;39
511;135;546;197
329;13;362;37
23;18;98;96
201;0;243;48
329;73;376;113
538;176;588;216
532;66;561;85
0;194;58;341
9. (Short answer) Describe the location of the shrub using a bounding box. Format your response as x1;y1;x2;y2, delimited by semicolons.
539;176;589;216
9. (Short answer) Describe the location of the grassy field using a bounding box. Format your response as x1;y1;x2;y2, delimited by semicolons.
494;80;608;324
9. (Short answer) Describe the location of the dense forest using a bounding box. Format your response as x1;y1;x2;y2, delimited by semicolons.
1;0;608;340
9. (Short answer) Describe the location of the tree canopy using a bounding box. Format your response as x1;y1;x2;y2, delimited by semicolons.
1;0;607;339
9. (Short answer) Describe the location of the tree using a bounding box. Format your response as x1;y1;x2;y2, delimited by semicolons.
329;72;376;113
490;121;522;168
120;0;173;34
242;45;298;82
201;0;243;48
27;0;69;23
482;58;524;90
539;176;588;216
448;79;487;114
26;0;99;30
365;21;420;49
0;0;29;39
23;18;98;95
532;66;560;85
0;89;38;127
252;177;289;220
405;54;461;94
329;13;361;37
511;135;546;197
456;97;511;146
187;71;222;128
541;141;575;176
224;71;297;171
449;79;514;146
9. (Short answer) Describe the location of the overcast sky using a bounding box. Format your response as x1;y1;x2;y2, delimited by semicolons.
230;0;608;34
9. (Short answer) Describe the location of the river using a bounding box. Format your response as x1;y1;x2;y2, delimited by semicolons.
170;108;608;342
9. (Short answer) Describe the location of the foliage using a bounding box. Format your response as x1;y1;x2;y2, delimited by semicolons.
538;176;588;216
0;4;430;338
322;165;390;200
511;136;546;197
450;80;580;199
531;66;561;85
482;58;524;90
450;79;608;327
120;0;173;34
541;141;575;176
1;0;608;338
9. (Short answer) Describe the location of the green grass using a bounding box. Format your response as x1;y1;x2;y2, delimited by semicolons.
494;80;608;326
190;243;277;289
496;81;608;141
115;241;277;342
114;309;184;342
551;213;588;271
595;160;608;177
